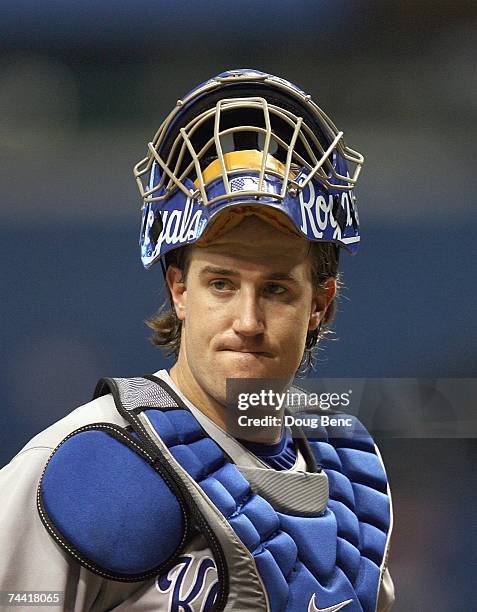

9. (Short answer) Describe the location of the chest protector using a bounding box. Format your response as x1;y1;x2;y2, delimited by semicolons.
37;375;392;612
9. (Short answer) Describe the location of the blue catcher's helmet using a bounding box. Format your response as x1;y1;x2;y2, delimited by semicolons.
133;69;363;269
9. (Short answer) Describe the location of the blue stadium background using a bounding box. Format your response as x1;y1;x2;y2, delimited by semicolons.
1;1;476;608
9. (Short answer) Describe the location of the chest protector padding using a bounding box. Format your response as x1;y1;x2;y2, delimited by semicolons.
38;375;392;612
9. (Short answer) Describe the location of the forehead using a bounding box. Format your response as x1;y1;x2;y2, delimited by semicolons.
189;215;311;273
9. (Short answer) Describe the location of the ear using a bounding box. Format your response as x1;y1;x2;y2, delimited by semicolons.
308;278;337;331
165;265;187;321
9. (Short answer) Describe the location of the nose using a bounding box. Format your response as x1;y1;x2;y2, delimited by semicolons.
232;287;265;337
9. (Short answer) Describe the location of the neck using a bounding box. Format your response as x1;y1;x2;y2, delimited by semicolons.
169;353;284;444
169;358;229;432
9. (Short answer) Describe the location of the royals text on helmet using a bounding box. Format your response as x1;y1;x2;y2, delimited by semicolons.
133;69;364;269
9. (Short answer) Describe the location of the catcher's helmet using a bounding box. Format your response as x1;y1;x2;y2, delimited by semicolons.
134;69;363;269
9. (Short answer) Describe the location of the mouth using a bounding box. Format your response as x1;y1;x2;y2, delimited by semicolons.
220;349;273;358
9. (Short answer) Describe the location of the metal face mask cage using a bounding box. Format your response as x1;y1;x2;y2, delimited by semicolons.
133;70;364;268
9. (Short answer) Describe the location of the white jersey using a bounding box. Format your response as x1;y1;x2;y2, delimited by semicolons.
0;370;394;611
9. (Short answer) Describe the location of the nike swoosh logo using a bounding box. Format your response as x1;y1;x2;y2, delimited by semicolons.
308;593;353;612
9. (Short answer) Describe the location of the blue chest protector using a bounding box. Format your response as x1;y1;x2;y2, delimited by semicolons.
37;375;392;612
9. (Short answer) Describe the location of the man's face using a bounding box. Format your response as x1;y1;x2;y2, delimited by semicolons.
167;215;335;405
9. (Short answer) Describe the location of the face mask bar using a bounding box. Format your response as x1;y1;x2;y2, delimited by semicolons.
134;75;364;206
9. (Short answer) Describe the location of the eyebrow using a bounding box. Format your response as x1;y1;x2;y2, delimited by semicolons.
200;266;241;277
199;265;300;283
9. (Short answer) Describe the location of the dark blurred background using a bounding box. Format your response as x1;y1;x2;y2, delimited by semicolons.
1;1;476;609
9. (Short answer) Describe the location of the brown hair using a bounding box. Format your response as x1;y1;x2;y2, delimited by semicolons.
146;241;341;374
